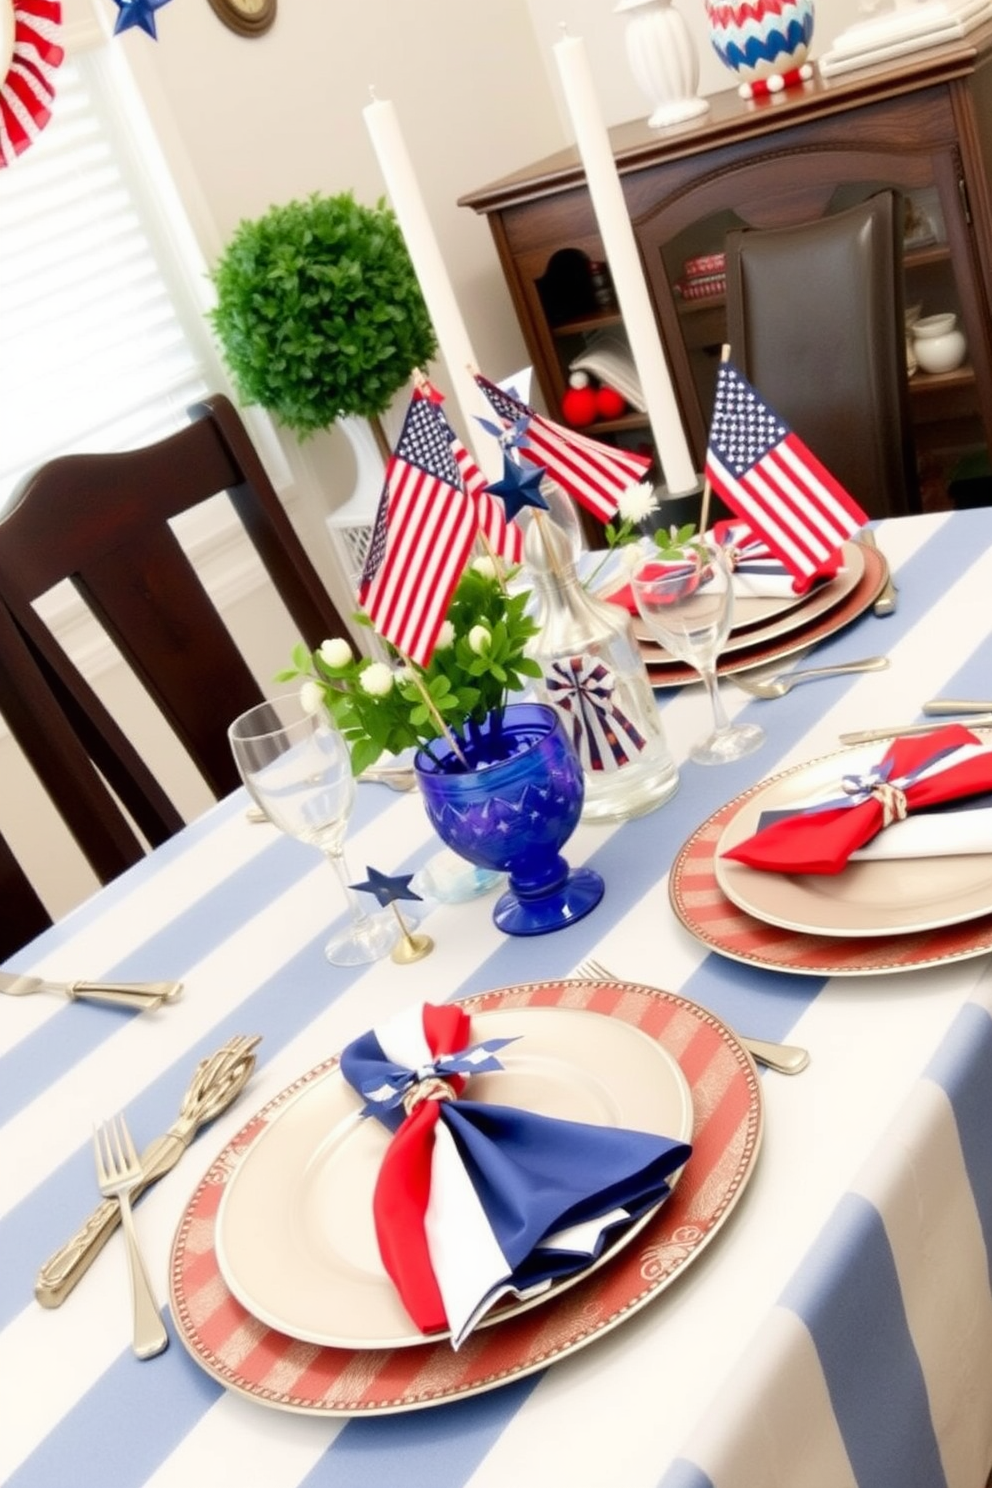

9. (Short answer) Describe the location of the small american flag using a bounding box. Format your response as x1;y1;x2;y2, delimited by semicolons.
447;421;523;565
359;393;478;667
705;363;868;586
475;374;650;523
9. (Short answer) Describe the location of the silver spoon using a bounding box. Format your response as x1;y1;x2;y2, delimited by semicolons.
734;655;889;700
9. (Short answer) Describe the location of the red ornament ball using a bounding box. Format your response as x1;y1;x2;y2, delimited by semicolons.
595;385;627;419
561;373;598;427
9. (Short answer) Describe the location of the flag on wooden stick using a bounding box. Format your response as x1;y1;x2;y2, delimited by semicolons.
359;393;479;667
704;362;868;590
475;373;650;523
416;375;524;564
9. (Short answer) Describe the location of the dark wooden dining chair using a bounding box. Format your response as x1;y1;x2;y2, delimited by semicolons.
0;394;349;892
723;191;919;519
0;821;52;961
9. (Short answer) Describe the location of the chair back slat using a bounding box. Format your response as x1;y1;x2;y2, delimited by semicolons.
0;825;51;962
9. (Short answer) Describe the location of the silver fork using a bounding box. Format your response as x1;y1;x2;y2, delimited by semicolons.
93;1113;169;1359
574;958;809;1075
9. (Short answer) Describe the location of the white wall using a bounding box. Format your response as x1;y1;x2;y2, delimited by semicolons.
105;0;567;493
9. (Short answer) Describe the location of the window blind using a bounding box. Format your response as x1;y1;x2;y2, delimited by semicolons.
0;49;212;510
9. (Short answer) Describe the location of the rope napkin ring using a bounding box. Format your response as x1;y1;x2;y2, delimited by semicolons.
843;773;908;829
402;1074;457;1117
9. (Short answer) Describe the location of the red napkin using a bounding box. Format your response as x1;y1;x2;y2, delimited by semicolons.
722;725;992;875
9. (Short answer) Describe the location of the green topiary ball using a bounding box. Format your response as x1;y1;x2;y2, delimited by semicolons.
209;192;438;437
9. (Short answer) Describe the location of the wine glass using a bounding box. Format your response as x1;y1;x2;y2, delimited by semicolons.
630;540;765;766
228;695;400;965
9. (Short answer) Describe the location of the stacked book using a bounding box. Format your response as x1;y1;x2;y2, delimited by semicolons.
674;251;726;303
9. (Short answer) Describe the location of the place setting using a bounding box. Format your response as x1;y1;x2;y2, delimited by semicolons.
617;524;891;689
669;720;992;977
167;976;763;1415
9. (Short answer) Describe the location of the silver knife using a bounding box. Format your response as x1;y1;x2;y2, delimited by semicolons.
0;971;181;1009
923;700;992;715
840;716;992;745
35;1034;261;1308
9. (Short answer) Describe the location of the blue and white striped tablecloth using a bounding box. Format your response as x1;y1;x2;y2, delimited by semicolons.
3;510;992;1488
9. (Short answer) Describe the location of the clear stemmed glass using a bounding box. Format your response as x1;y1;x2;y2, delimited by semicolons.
630;540;766;766
228;695;400;965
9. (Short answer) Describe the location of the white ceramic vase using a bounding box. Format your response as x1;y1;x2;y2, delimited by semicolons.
615;0;711;128
912;312;967;374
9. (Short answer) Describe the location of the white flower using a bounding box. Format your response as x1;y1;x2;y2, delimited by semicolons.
468;624;491;655
617;481;658;525
299;680;324;715
471;555;497;580
318;637;352;669
359;662;395;697
435;620;455;649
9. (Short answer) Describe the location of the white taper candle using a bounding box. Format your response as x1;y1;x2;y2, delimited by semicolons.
553;30;698;495
363;92;498;477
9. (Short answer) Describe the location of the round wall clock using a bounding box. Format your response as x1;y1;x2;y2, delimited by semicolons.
206;0;276;37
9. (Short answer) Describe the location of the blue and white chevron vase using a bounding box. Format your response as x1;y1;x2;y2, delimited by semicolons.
706;0;815;85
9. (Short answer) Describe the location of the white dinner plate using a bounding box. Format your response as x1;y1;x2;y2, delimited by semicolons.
714;741;992;937
214;1005;694;1349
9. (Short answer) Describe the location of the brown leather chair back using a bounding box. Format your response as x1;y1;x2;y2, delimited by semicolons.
723;192;918;519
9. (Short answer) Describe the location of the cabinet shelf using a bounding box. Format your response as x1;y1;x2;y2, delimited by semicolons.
577;412;648;436
551;310;623;338
909;365;975;394
905;243;952;271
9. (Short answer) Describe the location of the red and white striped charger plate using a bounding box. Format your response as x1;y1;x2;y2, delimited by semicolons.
169;979;762;1415
670;783;992;976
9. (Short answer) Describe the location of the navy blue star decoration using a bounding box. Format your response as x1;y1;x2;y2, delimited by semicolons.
349;866;434;963
111;0;172;39
484;450;549;525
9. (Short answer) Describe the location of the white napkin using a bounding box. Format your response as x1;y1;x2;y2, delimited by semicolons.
852;805;992;860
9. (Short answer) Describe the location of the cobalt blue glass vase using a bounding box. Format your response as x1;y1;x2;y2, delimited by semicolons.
414;703;604;936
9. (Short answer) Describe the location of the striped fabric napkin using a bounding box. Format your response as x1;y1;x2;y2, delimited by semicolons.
340;1002;691;1348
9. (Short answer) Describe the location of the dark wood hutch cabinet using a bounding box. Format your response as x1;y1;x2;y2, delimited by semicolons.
459;25;992;507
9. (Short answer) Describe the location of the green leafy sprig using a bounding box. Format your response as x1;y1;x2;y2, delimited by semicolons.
277;562;543;776
652;521;709;563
